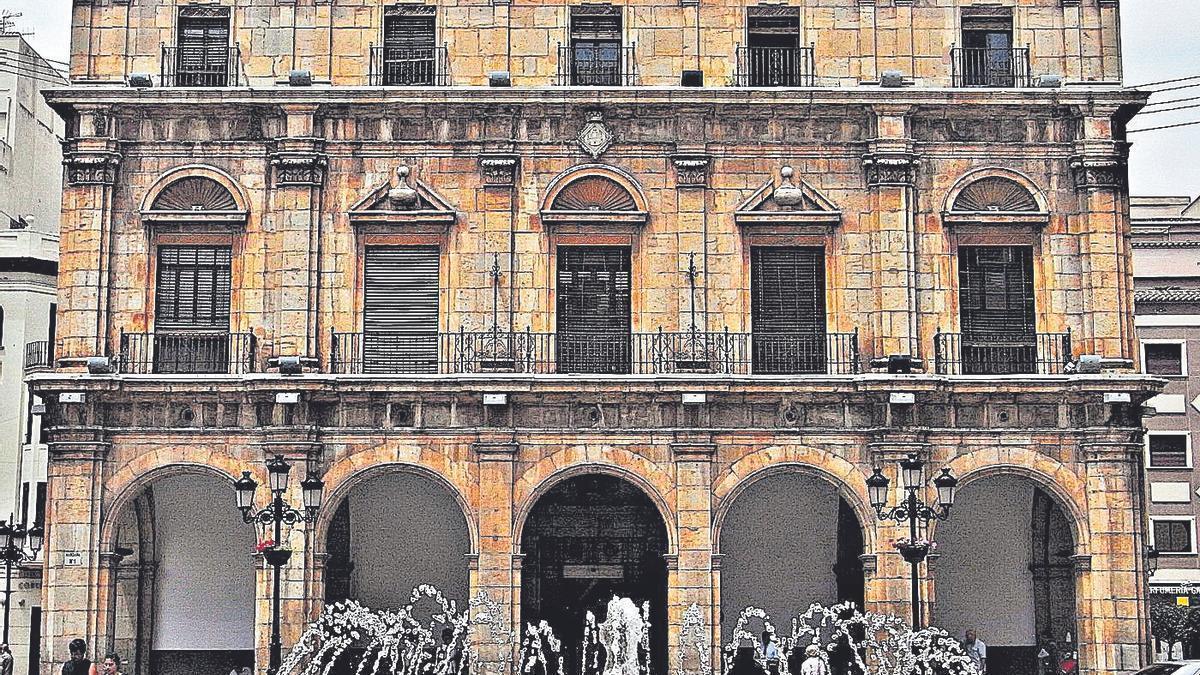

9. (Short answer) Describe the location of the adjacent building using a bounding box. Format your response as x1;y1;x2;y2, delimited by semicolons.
0;31;65;675
37;2;1157;675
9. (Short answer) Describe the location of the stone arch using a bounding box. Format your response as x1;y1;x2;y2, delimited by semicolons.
140;164;250;214
712;445;877;552
944;167;1048;214
513;449;677;554
540;164;649;213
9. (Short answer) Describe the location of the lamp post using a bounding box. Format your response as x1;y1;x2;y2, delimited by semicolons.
866;453;958;630
0;515;42;644
233;455;324;675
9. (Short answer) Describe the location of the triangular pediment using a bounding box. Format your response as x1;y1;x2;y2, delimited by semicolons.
734;170;842;229
349;167;457;231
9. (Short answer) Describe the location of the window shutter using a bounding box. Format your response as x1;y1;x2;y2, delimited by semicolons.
750;247;826;374
1149;434;1189;468
383;11;436;49
363;246;440;374
556;246;631;374
570;8;622;39
178;17;229;72
958;246;1035;336
155;245;232;329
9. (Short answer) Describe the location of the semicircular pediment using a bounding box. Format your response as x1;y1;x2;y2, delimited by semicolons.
550;175;639;212
149;176;240;212
951;176;1040;213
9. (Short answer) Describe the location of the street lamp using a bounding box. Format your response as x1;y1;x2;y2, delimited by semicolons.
867;454;958;629
0;514;43;643
1146;545;1161;578
233;455;324;675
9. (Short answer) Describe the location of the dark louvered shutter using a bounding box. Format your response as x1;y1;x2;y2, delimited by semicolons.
556;247;631;374
959;246;1035;336
381;9;436;85
177;17;230;86
363;246;440;374
751;247;826;374
155;245;232;329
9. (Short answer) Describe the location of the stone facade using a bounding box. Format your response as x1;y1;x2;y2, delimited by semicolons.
38;2;1159;675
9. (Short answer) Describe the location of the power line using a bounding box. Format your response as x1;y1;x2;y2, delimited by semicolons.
1138;103;1200;117
0;56;67;81
0;65;70;87
1144;94;1200;108
1128;119;1200;134
0;47;69;67
1142;81;1200;95
1127;74;1200;89
0;51;68;76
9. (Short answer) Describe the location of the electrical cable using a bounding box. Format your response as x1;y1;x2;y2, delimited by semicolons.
1127;74;1200;89
0;59;68;81
1137;103;1200;116
1143;94;1200;108
0;47;69;66
0;66;70;87
1128;119;1200;134
0;53;67;78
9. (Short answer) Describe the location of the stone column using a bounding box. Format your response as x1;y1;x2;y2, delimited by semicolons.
863;106;920;362
1077;436;1150;675
1069;112;1135;361
473;431;520;675
268;105;328;363
866;434;931;625
670;432;715;675
59;107;122;363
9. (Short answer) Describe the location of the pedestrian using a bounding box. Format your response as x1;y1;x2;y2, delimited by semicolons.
89;653;123;675
964;630;987;675
800;645;827;675
0;643;13;675
61;639;90;675
761;631;780;675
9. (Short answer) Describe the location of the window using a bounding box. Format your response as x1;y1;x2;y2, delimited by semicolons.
1144;341;1186;376
152;245;234;374
379;7;439;86
958;9;1018;87
1152;517;1196;554
556;246;631;374
957;246;1037;374
362;246;440;374
174;13;233;87
750;247;826;374
1148;432;1191;469
743;7;807;86
567;6;624;86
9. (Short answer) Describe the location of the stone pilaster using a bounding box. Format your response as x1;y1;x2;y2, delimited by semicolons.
268;104;327;361
670;433;715;675
863;106;920;362
473;432;519;675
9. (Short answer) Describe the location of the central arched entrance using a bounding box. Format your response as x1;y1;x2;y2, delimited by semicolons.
520;474;669;674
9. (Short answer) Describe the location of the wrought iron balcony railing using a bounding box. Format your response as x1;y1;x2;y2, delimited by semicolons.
933;330;1072;375
369;45;450;86
557;43;638;86
951;46;1031;87
119;331;258;375
330;329;860;376
160;44;241;87
23;341;51;372
733;45;815;87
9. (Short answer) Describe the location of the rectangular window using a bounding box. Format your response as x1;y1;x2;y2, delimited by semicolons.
750;247;826;374
1144;341;1186;376
380;7;438;86
152;245;233;374
745;7;805;86
1148;433;1191;469
362;246;440;374
34;482;46;526
1153;518;1196;554
959;9;1015;87
569;6;623;86
958;245;1037;374
175;14;232;87
556;246;631;374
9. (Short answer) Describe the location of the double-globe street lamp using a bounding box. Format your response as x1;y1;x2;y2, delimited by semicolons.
234;455;325;675
0;517;42;643
866;453;958;630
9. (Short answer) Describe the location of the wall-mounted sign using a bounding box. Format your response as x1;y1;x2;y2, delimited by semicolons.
1178;596;1190;607
562;564;623;579
63;552;82;567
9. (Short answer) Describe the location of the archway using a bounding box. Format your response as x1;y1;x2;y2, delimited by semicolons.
717;472;866;654
109;472;255;675
934;475;1078;675
520;474;669;675
323;470;471;609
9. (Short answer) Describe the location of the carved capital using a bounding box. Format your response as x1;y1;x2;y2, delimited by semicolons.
479;153;519;187
1070;554;1092;573
270;138;327;187
672;155;710;188
863;149;918;187
1069;151;1128;191
63;138;121;186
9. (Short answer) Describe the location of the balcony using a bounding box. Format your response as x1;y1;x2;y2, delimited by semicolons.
160;44;241;87
330;329;859;376
933;331;1072;375
733;45;815;87
23;341;52;372
369;45;449;86
118;331;257;375
557;43;638;86
951;46;1031;87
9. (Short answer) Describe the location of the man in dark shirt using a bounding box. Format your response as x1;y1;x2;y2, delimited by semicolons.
61;639;89;675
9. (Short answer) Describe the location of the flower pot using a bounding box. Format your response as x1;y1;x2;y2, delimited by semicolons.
897;543;930;564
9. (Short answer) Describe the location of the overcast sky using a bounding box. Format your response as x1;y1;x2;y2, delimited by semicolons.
5;0;1200;198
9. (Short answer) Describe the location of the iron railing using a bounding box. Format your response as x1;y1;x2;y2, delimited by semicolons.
951;46;1031;87
557;43;638;86
369;45;450;86
733;45;815;87
23;341;51;371
933;330;1072;375
119;331;258;375
330;329;860;375
160;44;241;87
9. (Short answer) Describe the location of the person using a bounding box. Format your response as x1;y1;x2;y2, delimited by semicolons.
89;653;122;675
761;632;780;675
61;639;90;675
800;645;828;675
0;643;13;675
964;630;987;675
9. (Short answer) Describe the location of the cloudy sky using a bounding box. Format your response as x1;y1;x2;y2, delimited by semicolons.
6;0;1200;198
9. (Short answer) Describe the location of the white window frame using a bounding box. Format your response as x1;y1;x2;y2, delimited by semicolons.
1151;516;1197;555
1141;339;1189;377
1146;431;1193;470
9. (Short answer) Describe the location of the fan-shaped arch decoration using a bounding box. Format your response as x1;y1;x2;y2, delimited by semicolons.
150;177;240;212
952;176;1039;212
550;176;639;212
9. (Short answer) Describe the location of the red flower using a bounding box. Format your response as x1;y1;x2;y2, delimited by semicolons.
256;539;275;553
